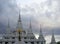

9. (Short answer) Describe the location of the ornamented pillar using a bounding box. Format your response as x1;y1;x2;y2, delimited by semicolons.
2;42;5;44
34;42;37;44
43;42;45;44
39;42;41;44
9;42;12;44
28;42;31;44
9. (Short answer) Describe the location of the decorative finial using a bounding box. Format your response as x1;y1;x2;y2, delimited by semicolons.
18;10;21;22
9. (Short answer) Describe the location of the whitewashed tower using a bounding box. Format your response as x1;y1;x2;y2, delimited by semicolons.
15;11;25;44
38;24;46;44
6;19;10;34
50;31;56;44
26;20;35;39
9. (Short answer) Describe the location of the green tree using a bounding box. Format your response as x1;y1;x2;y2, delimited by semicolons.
57;41;60;44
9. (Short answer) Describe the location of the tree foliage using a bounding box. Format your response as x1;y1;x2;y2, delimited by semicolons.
57;41;60;44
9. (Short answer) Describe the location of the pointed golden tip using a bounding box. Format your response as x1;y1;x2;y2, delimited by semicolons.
17;29;23;32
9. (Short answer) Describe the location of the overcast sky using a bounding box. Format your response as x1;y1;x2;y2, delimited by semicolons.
0;0;60;44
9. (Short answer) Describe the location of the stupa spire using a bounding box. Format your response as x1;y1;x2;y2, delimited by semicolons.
17;10;23;30
38;24;46;43
6;19;10;34
50;30;56;44
26;19;35;39
16;10;25;42
39;24;44;39
18;10;21;22
40;24;43;36
29;19;32;33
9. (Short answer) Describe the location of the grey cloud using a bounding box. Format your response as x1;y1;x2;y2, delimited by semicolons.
0;0;60;36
